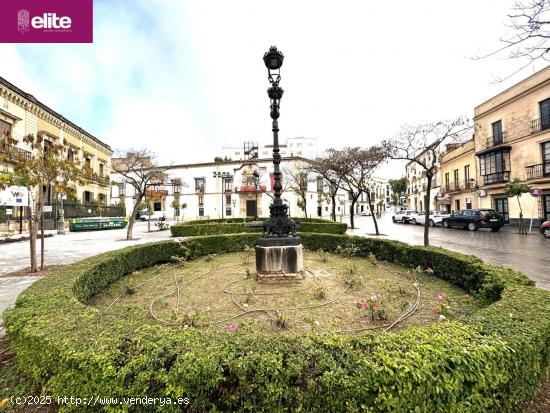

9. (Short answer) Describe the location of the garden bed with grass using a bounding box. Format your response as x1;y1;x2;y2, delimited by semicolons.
2;233;550;412
90;250;480;335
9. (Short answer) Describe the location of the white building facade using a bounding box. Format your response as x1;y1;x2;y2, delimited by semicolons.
111;156;390;222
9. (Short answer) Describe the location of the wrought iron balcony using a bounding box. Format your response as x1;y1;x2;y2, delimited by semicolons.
0;144;32;161
238;185;266;192
525;161;550;180
530;117;550;134
463;179;475;190
486;131;507;148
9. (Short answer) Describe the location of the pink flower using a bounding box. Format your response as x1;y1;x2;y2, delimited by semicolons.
362;301;369;309
426;267;434;273
229;323;238;332
431;306;439;313
436;293;445;301
370;293;379;302
437;314;446;322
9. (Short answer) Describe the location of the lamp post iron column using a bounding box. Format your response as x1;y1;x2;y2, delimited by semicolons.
255;46;303;280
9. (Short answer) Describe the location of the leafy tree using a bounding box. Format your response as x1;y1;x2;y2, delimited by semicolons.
0;132;86;271
112;149;168;240
388;177;408;210
505;178;532;234
383;118;471;246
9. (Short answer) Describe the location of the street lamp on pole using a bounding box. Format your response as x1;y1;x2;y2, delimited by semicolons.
255;46;303;280
260;46;297;239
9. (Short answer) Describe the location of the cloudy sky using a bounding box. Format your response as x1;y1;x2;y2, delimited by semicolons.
0;0;546;176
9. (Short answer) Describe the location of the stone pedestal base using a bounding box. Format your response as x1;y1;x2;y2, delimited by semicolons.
256;239;304;281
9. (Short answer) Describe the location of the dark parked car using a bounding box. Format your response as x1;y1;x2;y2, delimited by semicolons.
442;209;504;232
540;221;550;238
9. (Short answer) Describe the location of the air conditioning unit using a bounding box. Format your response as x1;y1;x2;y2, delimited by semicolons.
475;189;487;197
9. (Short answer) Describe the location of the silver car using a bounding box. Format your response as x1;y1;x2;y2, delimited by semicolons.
411;210;450;227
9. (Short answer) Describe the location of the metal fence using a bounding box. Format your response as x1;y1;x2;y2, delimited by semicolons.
1;202;126;230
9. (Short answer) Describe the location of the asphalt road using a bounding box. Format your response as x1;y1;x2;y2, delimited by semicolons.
346;213;550;290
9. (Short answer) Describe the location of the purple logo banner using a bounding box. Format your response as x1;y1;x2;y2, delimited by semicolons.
0;0;93;43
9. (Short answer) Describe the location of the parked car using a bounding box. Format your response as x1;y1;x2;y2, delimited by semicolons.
138;210;166;221
360;210;371;216
540;221;550;238
392;210;417;224
411;210;450;227
442;209;504;232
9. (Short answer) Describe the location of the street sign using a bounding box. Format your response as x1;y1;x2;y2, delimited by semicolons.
43;205;53;213
531;188;542;197
0;186;28;206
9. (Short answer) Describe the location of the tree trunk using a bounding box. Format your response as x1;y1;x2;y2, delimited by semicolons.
516;196;526;234
303;196;308;218
350;199;356;229
38;189;45;270
424;175;433;247
28;203;36;273
331;194;337;221
40;211;45;270
367;192;380;235
127;195;143;240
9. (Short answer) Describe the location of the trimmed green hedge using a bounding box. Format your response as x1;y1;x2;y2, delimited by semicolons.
4;233;550;412
170;219;347;237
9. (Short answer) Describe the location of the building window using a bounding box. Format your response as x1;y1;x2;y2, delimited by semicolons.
83;191;94;203
453;169;459;190
195;178;205;192
118;183;125;197
223;178;233;192
171;179;181;194
492;120;503;144
199;207;204;217
85;157;91;169
198;195;204;206
67;147;75;162
542;141;550;176
99;163;104;177
153;202;161;211
466;197;472;209
316;177;323;193
0;119;12;142
444;172;450;192
540;98;550;130
479;150;511;184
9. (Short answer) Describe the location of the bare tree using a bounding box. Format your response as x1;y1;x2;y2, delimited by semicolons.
474;0;550;81
112;149;168;240
331;147;386;230
283;162;310;218
336;146;386;233
382;118;471;246
308;149;344;221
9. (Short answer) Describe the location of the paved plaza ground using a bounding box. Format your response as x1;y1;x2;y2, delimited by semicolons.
0;215;548;335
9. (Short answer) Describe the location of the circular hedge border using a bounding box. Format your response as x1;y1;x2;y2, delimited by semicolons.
4;233;550;412
170;218;348;237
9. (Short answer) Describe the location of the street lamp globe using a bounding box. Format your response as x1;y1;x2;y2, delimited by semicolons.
263;46;284;71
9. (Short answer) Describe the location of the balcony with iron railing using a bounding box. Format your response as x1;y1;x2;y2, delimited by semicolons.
0;144;32;161
237;185;266;192
525;161;550;180
485;131;507;149
530;116;550;134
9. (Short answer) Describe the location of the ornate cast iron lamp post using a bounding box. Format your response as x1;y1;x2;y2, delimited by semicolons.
255;46;303;279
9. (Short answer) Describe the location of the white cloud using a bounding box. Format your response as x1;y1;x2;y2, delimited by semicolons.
1;0;546;177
